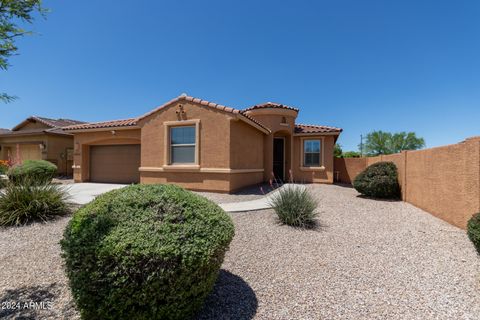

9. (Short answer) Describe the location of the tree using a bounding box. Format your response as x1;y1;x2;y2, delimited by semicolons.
1;0;46;102
360;130;425;156
342;151;361;158
334;143;343;158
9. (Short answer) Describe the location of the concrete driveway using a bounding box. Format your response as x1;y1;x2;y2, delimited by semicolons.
66;183;127;205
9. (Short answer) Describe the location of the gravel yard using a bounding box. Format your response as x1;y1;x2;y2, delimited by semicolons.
1;184;479;319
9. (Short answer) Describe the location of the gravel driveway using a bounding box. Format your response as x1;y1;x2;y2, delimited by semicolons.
1;184;479;319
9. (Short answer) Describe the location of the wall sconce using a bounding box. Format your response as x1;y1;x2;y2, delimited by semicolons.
39;143;46;150
111;130;116;136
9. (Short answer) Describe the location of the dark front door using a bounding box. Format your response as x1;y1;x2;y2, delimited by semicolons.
273;138;285;181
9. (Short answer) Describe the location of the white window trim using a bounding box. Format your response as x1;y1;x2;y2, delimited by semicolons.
300;137;325;171
163;119;200;167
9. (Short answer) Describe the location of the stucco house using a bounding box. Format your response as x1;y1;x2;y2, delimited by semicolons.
0;116;85;175
65;95;342;192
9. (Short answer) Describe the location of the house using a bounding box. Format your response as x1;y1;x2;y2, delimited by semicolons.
64;95;342;192
0;116;85;175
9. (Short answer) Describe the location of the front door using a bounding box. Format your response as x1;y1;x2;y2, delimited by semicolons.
273;138;285;181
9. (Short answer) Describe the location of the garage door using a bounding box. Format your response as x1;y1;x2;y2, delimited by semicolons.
90;145;140;184
19;144;42;161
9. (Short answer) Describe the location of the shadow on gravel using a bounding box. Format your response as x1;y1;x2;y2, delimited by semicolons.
196;270;258;320
356;195;402;202
0;283;78;320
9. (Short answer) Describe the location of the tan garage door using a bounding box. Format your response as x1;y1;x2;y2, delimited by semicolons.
90;145;140;184
20;144;42;161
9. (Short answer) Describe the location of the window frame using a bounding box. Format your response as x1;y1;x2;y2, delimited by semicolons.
164;120;200;167
300;137;325;170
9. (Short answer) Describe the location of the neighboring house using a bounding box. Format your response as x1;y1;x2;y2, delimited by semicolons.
65;95;342;192
0;116;85;175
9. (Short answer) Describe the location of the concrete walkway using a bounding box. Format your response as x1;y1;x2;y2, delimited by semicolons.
219;184;305;212
65;183;127;205
66;182;305;212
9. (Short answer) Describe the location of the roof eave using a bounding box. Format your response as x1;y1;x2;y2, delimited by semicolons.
64;125;140;133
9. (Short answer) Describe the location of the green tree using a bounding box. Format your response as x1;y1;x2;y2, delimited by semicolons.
360;130;425;156
334;143;343;158
1;0;46;102
342;151;361;158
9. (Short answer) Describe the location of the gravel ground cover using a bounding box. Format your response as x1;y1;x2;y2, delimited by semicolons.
0;184;479;319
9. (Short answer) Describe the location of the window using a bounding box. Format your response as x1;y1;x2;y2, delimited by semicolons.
303;140;321;167
170;126;196;164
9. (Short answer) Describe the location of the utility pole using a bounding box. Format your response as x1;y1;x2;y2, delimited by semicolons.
360;134;363;157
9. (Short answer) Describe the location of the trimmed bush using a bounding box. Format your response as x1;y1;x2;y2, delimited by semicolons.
8;160;57;184
353;161;400;199
467;213;480;255
61;184;235;320
0;179;70;226
270;185;317;227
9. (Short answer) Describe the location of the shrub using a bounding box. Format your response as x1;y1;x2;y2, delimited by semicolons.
8;160;57;184
467;213;480;255
0;179;70;226
270;185;317;227
353;161;400;199
0;160;9;174
61;184;235;320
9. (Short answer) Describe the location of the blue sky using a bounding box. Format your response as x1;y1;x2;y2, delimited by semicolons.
2;0;479;151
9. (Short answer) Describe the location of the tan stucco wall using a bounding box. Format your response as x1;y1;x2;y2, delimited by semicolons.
229;119;264;169
72;129;141;182
0;134;74;175
334;157;367;183
335;137;480;229
291;135;335;183
140;101;232;168
45;135;74;175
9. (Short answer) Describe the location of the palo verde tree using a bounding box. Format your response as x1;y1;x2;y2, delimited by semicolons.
1;0;46;102
360;130;425;156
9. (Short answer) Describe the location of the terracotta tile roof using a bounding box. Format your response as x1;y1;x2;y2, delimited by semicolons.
32;116;85;128
138;95;271;133
63;118;139;130
11;116;85;131
294;124;343;134
243;102;299;113
0;127;73;137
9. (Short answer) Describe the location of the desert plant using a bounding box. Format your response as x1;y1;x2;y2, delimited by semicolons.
353;161;400;199
270;185;317;227
467;213;480;255
8;160;57;184
0;179;70;226
61;184;235;320
0;160;9;174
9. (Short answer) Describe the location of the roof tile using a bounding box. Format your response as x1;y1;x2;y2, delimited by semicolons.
243;102;299;113
294;124;343;134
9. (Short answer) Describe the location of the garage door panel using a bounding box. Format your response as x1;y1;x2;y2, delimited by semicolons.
90;145;140;183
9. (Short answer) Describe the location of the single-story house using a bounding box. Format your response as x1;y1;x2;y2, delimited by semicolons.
65;95;342;192
0;116;85;175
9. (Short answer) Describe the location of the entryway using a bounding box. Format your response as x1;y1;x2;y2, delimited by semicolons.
273;137;285;181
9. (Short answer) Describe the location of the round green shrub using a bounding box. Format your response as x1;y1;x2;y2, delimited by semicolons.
7;160;57;184
61;184;235;320
467;213;480;255
353;161;400;199
269;185;317;227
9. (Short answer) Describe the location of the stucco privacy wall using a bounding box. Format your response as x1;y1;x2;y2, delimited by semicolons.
334;157;367;184
334;136;480;229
